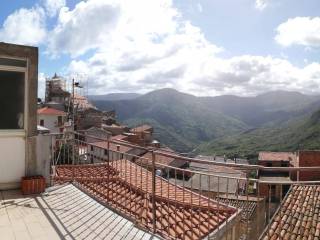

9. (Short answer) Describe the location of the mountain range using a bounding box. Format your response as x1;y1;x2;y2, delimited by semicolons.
91;88;320;160
88;93;141;101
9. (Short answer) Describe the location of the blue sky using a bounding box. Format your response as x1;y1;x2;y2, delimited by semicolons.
0;0;319;97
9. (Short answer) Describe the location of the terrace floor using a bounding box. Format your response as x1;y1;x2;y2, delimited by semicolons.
0;184;160;240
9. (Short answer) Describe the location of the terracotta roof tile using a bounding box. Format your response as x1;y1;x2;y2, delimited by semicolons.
37;107;66;116
53;160;238;240
140;148;186;170
110;134;129;141
131;124;153;132
261;185;320;240
258;151;296;162
90;141;133;153
214;197;257;220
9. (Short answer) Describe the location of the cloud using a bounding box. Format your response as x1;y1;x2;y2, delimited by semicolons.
275;17;320;48
60;0;320;96
0;7;46;45
43;0;66;17
47;0;120;57
195;55;320;96
255;0;270;10
3;0;318;97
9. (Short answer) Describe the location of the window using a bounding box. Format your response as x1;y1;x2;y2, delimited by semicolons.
0;70;25;129
57;116;63;126
104;149;108;155
90;145;94;151
40;119;44;126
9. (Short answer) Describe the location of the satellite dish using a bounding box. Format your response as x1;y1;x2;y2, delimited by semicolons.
156;169;162;176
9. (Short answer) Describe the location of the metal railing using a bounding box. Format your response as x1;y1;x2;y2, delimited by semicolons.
47;131;320;240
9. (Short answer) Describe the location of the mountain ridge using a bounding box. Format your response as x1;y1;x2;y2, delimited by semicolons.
92;88;320;155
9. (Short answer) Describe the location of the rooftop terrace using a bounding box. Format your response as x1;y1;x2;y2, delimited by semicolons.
0;184;157;240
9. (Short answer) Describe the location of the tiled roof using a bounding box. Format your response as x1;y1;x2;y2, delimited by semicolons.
110;134;129;141
53;160;239;240
84;127;111;141
131;124;153;132
261;185;320;240
258;151;296;162
214;197;257;221
190;161;246;174
90;141;133;153
37;107;66;116
140;148;186;170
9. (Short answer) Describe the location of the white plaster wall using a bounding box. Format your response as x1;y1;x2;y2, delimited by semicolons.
36;134;52;184
0;136;25;189
37;114;61;133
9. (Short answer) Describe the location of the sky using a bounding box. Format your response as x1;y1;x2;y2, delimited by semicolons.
0;0;319;98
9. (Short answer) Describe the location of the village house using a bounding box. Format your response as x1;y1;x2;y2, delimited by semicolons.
296;150;320;181
258;151;295;201
37;107;67;133
82;126;112;143
87;140;147;163
130;124;154;145
258;151;320;201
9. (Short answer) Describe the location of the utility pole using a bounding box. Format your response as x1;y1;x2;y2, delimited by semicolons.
71;78;83;165
72;78;75;131
72;78;75;165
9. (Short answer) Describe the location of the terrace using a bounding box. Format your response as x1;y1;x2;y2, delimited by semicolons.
0;184;156;240
3;131;320;240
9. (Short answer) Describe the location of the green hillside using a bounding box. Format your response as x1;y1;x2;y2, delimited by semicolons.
198;109;320;162
93;88;320;154
94;88;248;152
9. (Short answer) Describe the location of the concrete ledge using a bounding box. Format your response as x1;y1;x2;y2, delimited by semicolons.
0;182;20;190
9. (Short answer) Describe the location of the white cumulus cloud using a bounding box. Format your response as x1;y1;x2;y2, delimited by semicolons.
275;17;320;48
47;0;120;57
60;0;320;96
3;0;318;97
0;7;46;46
43;0;66;17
